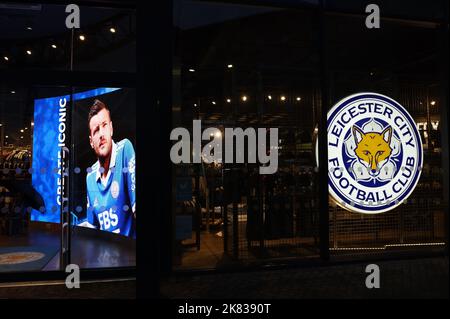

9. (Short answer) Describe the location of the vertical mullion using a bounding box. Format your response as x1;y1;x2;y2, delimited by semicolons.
318;0;330;261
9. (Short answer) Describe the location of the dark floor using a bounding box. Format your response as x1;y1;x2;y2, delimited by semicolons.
0;225;136;272
0;256;447;299
162;256;449;299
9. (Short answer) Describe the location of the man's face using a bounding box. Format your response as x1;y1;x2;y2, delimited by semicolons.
89;108;113;160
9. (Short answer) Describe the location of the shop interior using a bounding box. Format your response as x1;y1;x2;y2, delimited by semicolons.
172;1;447;270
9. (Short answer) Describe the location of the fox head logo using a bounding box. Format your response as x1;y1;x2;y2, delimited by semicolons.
353;125;392;176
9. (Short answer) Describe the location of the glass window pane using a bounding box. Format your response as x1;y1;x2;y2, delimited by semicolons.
0;85;70;273
325;13;447;255
173;0;321;270
0;3;136;72
73;6;136;72
0;4;71;71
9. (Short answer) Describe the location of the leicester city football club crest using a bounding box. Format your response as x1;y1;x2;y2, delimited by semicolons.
111;180;120;199
323;92;423;214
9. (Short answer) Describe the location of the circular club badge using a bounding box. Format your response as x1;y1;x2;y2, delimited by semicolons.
325;92;422;214
111;180;120;199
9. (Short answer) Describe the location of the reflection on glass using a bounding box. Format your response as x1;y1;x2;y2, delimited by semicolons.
0;86;66;273
0;4;135;72
173;1;320;270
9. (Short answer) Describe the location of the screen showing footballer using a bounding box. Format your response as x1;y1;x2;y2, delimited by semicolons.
32;88;136;238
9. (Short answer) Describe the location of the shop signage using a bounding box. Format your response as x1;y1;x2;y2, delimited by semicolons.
324;92;423;214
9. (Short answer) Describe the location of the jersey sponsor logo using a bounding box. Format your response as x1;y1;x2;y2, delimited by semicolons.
323;92;423;214
98;208;119;230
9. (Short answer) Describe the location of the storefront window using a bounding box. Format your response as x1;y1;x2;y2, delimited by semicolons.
324;12;447;256
173;0;321;270
0;2;136;275
172;0;448;271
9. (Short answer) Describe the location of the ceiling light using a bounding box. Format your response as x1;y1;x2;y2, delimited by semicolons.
3;56;9;61
227;64;233;68
296;97;301;101
188;68;195;72
242;95;247;102
430;101;436;106
226;99;231;103
26;50;32;55
280;96;286;101
51;44;57;49
79;35;85;41
267;95;272;100
110;27;116;33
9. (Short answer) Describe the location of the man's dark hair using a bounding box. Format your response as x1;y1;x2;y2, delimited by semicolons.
88;99;110;129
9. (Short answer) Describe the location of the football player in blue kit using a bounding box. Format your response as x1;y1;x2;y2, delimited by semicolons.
85;99;136;238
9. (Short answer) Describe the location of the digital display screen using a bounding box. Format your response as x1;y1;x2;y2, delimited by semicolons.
31;88;136;238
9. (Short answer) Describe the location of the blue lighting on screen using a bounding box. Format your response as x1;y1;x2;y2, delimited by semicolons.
31;87;121;223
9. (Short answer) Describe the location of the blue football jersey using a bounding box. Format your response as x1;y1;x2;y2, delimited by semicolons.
86;139;136;238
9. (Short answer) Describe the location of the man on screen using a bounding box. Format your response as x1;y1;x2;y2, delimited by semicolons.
85;99;136;238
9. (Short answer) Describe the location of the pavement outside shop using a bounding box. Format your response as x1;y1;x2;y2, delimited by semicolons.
162;256;449;299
